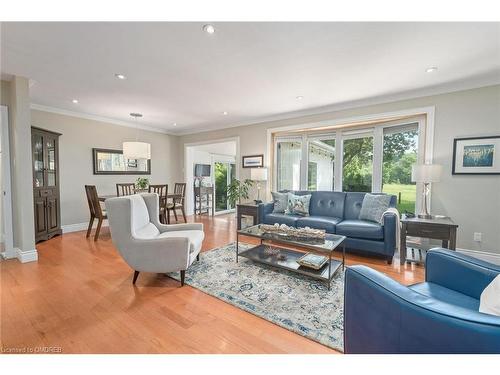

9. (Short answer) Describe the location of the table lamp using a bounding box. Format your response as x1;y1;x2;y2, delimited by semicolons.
411;163;442;219
251;167;268;204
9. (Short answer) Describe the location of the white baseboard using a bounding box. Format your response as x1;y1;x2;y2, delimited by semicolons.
16;248;38;263
456;248;500;265
62;221;108;234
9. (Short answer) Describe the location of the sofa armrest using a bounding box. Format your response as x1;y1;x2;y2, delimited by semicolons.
382;212;397;255
344;265;500;353
259;202;274;223
426;248;500;300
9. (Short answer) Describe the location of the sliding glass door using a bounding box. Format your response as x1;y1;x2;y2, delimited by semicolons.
214;161;236;212
382;124;419;212
307;136;335;190
276;139;302;191
342;132;373;192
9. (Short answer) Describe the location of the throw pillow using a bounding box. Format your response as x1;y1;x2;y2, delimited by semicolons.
286;193;311;216
479;274;500;316
271;192;288;213
359;193;392;223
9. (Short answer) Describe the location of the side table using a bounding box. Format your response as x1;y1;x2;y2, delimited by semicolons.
400;216;458;265
236;203;262;230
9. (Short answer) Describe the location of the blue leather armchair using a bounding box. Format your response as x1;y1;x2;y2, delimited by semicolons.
344;248;500;353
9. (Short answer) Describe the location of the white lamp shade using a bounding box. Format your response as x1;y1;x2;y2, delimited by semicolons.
251;167;268;181
123;142;151;160
411;164;442;183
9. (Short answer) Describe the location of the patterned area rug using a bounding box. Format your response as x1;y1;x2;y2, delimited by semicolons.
169;242;345;352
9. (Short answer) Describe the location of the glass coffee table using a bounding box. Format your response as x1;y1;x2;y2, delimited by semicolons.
236;224;346;290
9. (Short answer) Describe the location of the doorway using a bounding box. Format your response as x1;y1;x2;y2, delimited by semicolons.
184;137;239;216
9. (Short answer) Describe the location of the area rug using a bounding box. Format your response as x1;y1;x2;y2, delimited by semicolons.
169;242;345;352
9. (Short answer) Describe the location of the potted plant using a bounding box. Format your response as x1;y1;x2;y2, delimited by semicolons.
227;179;253;208
135;177;149;192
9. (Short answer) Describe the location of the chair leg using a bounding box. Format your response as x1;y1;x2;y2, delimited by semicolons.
180;270;185;286
196;254;200;261
173;208;178;222
86;216;95;238
94;218;103;241
132;271;140;285
181;206;187;223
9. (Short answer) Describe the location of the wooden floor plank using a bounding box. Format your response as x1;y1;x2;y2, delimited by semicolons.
0;214;424;353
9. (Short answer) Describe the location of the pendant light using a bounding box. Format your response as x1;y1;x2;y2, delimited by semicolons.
123;113;151;160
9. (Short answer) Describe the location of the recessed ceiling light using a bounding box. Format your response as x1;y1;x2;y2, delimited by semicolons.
72;99;79;104
173;123;177;126
296;95;304;100
203;24;215;34
426;67;438;73
115;73;127;80
222;111;228;116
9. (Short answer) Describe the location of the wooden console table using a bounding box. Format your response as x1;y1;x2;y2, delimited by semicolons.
194;186;214;216
400;216;458;265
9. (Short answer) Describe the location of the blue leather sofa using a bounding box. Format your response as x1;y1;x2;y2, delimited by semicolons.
259;191;398;263
344;249;500;353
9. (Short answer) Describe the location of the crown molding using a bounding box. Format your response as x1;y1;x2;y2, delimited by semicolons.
30;104;174;135
176;73;500;136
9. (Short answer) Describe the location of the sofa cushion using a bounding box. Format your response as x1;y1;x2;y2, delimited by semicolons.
264;213;301;227
129;194;151;231
309;191;346;218
296;216;342;234
359;193;392;223
336;219;384;240
271;191;288;213
287;193;311;216
343;192;367;220
410;282;480;311
158;230;205;254
479;274;500;316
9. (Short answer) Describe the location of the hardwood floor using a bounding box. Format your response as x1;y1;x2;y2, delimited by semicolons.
1;214;424;354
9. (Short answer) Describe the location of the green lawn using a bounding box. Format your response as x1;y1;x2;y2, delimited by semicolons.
382;183;416;214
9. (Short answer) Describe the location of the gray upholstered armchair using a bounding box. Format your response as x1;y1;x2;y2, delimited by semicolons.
105;193;204;286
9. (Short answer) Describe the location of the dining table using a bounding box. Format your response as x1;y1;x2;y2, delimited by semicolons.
98;193;182;202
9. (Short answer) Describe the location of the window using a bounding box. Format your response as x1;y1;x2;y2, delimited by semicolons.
308;137;335;190
276;139;302;191
382;124;419;213
273;117;424;212
342;133;373;192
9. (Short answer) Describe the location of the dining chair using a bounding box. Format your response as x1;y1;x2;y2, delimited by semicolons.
167;182;187;223
116;183;136;197
85;185;107;241
148;184;168;224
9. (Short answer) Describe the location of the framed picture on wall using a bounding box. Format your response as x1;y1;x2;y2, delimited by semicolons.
242;154;264;168
452;136;500;175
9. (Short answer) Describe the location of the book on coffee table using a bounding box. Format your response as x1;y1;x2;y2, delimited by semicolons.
297;253;328;270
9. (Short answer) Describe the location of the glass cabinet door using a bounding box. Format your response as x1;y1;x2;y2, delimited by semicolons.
33;133;44;187
46;136;57;187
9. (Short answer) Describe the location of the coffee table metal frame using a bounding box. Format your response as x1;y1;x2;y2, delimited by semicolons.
236;225;346;290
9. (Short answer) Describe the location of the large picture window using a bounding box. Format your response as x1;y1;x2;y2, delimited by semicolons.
274;118;423;212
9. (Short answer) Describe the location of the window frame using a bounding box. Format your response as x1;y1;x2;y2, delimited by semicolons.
273;116;426;210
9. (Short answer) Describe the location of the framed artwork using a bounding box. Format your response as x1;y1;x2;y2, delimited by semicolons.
242;154;264;168
92;148;151;175
452;136;500;175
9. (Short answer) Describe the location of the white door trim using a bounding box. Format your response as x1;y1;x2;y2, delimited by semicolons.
0;105;15;259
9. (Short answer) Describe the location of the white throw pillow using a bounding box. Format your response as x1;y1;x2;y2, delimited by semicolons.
479;274;500;316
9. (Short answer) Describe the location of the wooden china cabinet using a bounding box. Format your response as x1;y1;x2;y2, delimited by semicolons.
31;126;62;242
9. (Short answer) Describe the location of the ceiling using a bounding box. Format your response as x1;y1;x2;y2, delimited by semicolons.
1;22;499;135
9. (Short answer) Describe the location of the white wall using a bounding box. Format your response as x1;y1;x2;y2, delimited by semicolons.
180;85;500;255
30;109;181;227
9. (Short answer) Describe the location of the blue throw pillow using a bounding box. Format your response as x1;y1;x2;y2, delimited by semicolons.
286;193;311;216
359;193;392;223
271;192;288;213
